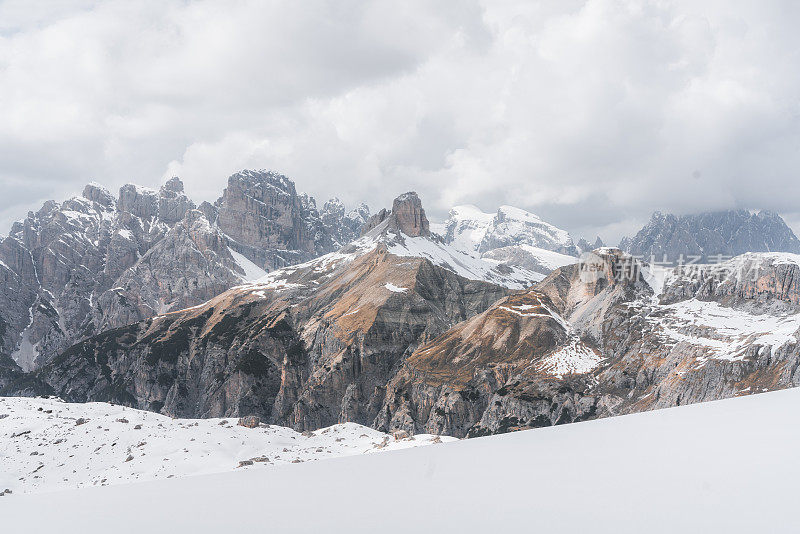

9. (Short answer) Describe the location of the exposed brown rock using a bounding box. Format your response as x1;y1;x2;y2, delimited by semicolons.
238;415;261;428
389;192;429;237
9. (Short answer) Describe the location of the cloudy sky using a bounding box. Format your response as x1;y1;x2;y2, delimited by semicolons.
2;0;800;243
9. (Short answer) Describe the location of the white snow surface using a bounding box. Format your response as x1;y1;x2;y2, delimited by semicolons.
0;397;454;496
4;389;800;533
644;299;800;364
387;234;540;289
532;338;605;378
440;204;495;252
227;247;268;281
384;283;408;293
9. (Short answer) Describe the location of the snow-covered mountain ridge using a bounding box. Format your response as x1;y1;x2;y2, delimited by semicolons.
435;204;579;277
439;204;579;256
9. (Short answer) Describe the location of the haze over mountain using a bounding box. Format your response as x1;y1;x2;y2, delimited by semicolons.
620;209;800;262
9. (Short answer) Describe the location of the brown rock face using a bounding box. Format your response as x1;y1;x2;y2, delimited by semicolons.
389;192;429;237
376;289;600;437
381;250;800;437
19;246;508;429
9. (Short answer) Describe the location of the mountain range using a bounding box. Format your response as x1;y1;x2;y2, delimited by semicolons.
2;171;800;442
0;171;370;372
619;209;800;262
2;182;799;441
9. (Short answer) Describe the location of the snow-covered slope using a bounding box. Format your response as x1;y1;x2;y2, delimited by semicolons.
440;204;578;256
0;397;454;495
482;243;577;276
439;205;495;252
4;389;799;533
247;215;542;291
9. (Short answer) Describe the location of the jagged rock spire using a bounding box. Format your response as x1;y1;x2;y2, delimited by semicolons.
360;192;431;237
389;192;430;237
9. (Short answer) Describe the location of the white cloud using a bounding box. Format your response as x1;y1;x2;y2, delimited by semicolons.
2;0;800;243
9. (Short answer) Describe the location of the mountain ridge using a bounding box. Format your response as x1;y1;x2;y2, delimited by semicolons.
620;209;800;261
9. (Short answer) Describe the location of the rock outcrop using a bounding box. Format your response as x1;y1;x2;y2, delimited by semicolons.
388;193;430;237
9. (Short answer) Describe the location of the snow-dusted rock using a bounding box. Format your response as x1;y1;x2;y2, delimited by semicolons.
8;192;533;431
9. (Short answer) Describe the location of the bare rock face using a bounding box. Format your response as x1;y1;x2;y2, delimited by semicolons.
388;192;429;237
17;247;508;428
92;209;247;331
358;192;428;238
379;250;800;437
321;198;369;248
360;209;390;236
157;178;195;225
118;184;160;220
215;170;313;270
377;289;599;437
659;253;800;307
82;183;115;207
213;170;367;271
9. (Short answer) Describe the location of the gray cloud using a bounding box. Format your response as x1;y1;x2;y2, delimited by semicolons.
2;0;800;244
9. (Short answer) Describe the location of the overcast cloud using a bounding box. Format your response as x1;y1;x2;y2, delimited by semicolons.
2;0;800;243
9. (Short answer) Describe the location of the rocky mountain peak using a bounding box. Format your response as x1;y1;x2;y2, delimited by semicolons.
322;197;346;219
389;192;430;237
117;184;160;219
1;168;371;372
226;169;297;199
82;183;115;207
161;176;185;193
349;203;370;221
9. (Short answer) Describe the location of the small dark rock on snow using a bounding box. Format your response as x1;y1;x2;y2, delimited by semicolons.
237;416;260;428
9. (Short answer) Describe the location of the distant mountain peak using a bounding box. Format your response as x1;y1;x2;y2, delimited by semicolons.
621;209;800;261
439;204;578;256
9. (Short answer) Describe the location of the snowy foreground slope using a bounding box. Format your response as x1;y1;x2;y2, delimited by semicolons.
0;397;453;495
4;389;800;533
